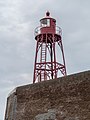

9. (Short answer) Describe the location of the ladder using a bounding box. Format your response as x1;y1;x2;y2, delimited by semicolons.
41;43;46;63
40;43;46;81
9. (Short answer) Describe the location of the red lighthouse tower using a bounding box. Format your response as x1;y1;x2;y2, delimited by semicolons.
33;11;66;83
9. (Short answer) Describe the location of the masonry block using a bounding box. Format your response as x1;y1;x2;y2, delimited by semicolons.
5;70;90;120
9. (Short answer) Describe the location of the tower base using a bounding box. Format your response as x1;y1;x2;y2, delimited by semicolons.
5;71;90;120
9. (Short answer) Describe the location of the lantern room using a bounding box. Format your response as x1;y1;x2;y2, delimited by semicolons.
35;11;62;39
40;11;56;34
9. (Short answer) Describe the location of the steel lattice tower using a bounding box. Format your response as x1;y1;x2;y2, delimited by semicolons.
33;11;67;83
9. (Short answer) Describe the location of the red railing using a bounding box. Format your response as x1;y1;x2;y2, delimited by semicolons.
34;26;62;36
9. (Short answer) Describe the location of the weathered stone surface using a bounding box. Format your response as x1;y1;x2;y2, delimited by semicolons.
5;70;90;120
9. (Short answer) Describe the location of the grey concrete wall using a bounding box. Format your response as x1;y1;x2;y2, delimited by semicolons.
5;70;90;120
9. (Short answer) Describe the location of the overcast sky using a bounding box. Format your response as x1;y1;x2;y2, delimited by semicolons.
0;0;90;119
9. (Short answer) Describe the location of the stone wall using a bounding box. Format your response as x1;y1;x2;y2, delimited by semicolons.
5;70;90;120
